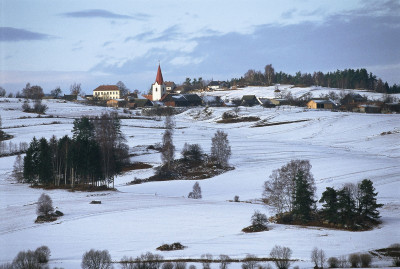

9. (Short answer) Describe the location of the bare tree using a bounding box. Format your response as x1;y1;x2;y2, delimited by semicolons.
70;82;82;96
81;249;113;269
34;245;51;263
50;87;62;98
201;254;213;269
23;84;44;100
264;64;275;86
263;159;315;215
116;81;129;97
36;193;54;216
269;245;292;269
242;255;259;269
211;130;231;167
219;255;231;269
12;250;40;269
251;210;268;227
0;86;6;97
161;116;175;169
311;247;326;269
188;182;202;199
12;153;24;182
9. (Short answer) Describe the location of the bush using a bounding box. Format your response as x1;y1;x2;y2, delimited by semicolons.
360;254;372;268
251;210;268;227
219;255;231;269
12;250;40;269
34;245;51;263
157;242;185;251
222;111;236;119
348;254;360;268
181;143;204;161
36;193;54;217
242;255;258;269
189;265;196;269
162;262;174;269
234;195;240;202
175;262;187;269
327;257;339;268
188;182;202;199
81;249;113;269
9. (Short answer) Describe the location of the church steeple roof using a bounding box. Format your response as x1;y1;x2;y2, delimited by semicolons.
155;64;164;85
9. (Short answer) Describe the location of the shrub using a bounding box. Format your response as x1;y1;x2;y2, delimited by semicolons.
157;242;185;251
175;262;187;269
327;257;339;268
222;111;236;119
188;182;202;199
189;265;196;269
234;195;240;202
269;245;292;269
201;254;213;269
242;255;258;269
181;143;204;161
348;254;360;268
360;254;372;268
12;250;40;269
34;245;51;263
36;193;54;216
162;262;174;269
251;210;268;227
81;249;113;269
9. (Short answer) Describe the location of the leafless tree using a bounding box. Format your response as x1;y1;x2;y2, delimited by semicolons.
175;262;187;269
269;245;292;269
0;86;6;97
12;250;40;269
311;247;326;268
162;262;174;269
242;255;259;269
70;82;82;96
116;81;129;97
263;159;315;215
251;210;268;227
81;249;113;269
211;130;231;167
219;255;231;269
201;254;213;269
34;245;51;263
23;84;44;100
188;182;202;199
265;64;275;86
12;153;24;182
36;193;54;216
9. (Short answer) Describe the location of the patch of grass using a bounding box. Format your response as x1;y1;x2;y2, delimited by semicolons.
121;162;153;173
252;119;309;127
217;116;260;124
242;224;269;233
157;242;186;251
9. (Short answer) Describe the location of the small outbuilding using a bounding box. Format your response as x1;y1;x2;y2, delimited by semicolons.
307;99;335;109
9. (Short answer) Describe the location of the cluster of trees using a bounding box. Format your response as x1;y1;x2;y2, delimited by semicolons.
1;246;51;269
182;77;208;92
230;65;400;93
263;160;382;229
21;112;129;188
157;115;232;178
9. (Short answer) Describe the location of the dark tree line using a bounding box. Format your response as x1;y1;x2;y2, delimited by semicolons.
23;112;129;188
231;65;400;93
263;160;382;229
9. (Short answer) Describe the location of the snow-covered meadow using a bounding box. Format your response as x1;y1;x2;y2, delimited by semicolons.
0;93;399;268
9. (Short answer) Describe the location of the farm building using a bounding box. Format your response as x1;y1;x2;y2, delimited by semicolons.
307;99;335;109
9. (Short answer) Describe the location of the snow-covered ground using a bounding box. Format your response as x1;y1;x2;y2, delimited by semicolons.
0;96;399;268
205;85;400;101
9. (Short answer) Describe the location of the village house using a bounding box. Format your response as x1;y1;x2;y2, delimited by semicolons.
307;99;335;109
161;94;203;107
241;95;262;106
93;85;121;100
165;81;176;92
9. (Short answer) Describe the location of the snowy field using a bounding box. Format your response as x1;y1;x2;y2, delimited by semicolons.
0;95;399;268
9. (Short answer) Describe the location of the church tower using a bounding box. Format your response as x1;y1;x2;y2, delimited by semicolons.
152;64;166;101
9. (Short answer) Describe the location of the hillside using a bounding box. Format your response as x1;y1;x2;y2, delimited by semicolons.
0;97;399;268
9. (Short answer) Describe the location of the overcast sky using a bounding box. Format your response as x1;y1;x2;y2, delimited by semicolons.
0;0;399;94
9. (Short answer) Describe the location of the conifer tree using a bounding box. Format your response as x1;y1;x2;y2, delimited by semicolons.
358;179;383;221
38;138;53;185
292;171;315;222
319;187;339;224
337;186;356;227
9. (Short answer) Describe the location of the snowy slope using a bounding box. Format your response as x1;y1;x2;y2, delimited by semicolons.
0;97;399;268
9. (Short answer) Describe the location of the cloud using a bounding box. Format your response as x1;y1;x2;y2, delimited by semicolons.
61;9;147;20
0;27;53;42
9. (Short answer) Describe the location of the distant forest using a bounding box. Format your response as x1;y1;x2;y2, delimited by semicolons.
228;65;400;94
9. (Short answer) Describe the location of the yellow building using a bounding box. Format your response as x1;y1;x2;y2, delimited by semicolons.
93;85;120;100
307;99;334;109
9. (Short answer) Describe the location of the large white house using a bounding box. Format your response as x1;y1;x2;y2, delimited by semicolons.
151;64;166;101
93;85;121;100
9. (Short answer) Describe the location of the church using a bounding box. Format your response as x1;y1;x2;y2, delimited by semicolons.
151;64;166;101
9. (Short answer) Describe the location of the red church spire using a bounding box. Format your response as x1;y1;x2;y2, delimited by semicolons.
155;64;164;85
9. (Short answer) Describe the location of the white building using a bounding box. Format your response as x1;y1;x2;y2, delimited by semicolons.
93;85;121;100
152;64;166;101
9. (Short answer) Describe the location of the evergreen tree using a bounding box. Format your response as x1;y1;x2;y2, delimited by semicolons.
37;138;53;185
337;187;356;227
292;171;315;222
23;137;40;183
358;179;383;221
319;187;339;224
